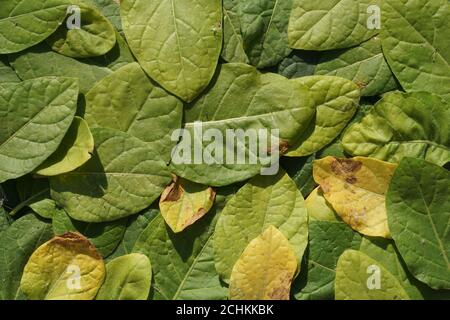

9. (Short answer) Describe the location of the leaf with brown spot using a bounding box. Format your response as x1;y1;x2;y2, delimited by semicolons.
20;232;105;300
229;226;298;300
159;177;216;233
313;156;397;238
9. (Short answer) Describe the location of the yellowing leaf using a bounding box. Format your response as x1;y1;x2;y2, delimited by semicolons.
35;117;94;176
313;156;397;238
20;232;105;300
229;226;298;300
159;176;216;233
305;187;338;222
335;250;410;300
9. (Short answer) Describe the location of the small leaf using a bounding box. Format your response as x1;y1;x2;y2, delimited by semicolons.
36;117;94;177
20;232;105;300
47;1;117;58
313;156;397;238
96;253;151;300
229;226;298;300
160;176;216;233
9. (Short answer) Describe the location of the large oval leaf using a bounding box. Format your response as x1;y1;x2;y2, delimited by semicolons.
0;0;69;54
20;232;105;300
85;62;183;162
386;158;450;290
381;0;450;102
238;0;292;68
0;77;78;183
342;91;450;166
96;253;151;300
172;63;315;186
315;37;398;96
121;0;223;102
288;0;378;51
286;75;360;157
0;214;53;300
46;1;117;58
229;226;298;300
50;128;172;223
335;250;410;300
313;156;397;238
36;117;94;176
214;171;308;283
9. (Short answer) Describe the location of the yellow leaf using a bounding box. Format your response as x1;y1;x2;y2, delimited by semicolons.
159;176;216;233
313;156;397;238
229;226;298;300
20;232;105;300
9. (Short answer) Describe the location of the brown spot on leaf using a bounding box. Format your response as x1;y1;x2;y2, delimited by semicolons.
346;176;357;184
331;158;362;176
268;273;292;300
52;232;102;259
161;176;183;202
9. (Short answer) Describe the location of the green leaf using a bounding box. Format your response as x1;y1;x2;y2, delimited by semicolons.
294;220;362;300
0;56;20;83
106;208;160;261
0;0;69;54
214;171;308;283
172;63;315;187
0;77;78;183
381;0;450;102
277;50;320;79
0;207;10;235
305;187;338;222
47;1;116;58
12;176;62;219
133;207;228;300
286;76;360;157
335;250;410;300
221;0;249;64
315;37;398;96
288;0;378;51
121;0;223;102
85;62;183;162
52;209;127;258
96;253;151;300
0;214;53;300
9;44;112;94
36;117;94;177
238;0;292;68
386;158;450;289
50;128;172;223
342;91;450;166
359;237;424;300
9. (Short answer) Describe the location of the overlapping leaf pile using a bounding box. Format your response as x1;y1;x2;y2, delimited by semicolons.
0;0;449;300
